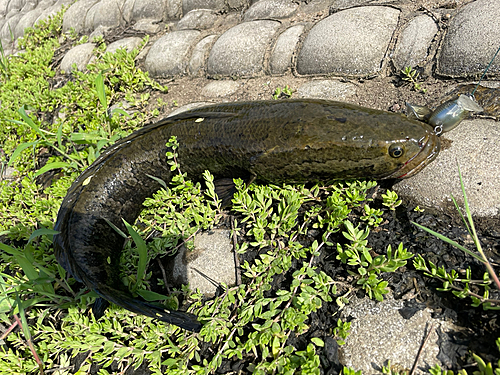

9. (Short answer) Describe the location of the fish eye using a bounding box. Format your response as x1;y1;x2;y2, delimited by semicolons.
389;144;404;158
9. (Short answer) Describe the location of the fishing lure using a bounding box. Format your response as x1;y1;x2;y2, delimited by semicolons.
407;42;500;135
406;94;483;135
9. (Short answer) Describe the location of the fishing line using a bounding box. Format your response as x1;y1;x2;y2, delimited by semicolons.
471;42;500;97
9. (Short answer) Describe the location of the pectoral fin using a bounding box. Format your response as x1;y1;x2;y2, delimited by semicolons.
214;178;238;208
92;297;110;319
214;176;256;208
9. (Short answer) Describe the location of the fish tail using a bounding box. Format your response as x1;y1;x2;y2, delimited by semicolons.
93;285;202;332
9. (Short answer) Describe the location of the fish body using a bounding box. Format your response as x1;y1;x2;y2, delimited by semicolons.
53;99;440;331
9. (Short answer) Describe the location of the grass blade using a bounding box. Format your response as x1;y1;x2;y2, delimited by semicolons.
411;221;485;263
0;243;39;280
18;105;42;136
95;71;107;110
7;140;38;167
146;173;167;189
34;161;71;177
103;218;127;238
56;122;63;150
27;228;59;244
122;219;148;291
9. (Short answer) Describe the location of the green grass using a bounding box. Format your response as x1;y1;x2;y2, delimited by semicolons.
0;9;498;374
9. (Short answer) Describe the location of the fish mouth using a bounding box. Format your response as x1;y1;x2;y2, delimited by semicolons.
387;132;441;179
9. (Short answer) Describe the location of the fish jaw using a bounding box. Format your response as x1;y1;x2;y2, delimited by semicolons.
387;132;441;179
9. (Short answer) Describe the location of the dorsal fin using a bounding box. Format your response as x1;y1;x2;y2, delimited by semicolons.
166;110;237;122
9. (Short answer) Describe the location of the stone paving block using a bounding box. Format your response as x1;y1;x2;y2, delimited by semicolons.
14;8;43;39
170;229;236;296
21;1;38;13
7;0;24;13
55;0;73;6
165;0;182;20
394;119;500;221
207;20;280;77
106;36;143;54
201;80;241;97
177;9;217;30
189;34;217;74
131;0;166;22
132;18;161;33
270;24;304;75
92;0;126;30
243;0;298;21
84;1;99;33
121;0;134;23
393;15;437;71
0;0;9;17
297;80;357;101
329;0;375;12
340;295;462;373
182;0;225;15
297;6;400;76
1;41;14;56
1;13;24;41
437;0;500;77
35;0;72;26
60;42;95;72
37;0;56;10
227;0;247;11
145;30;200;76
89;25;110;41
63;0;100;33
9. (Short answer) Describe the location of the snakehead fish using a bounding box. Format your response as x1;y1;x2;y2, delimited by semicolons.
53;99;440;332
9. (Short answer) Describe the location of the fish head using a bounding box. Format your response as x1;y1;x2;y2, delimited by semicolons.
383;128;440;179
311;107;443;180
341;115;441;180
247;100;442;182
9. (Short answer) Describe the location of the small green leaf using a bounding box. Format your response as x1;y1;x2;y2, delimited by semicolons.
311;337;324;347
